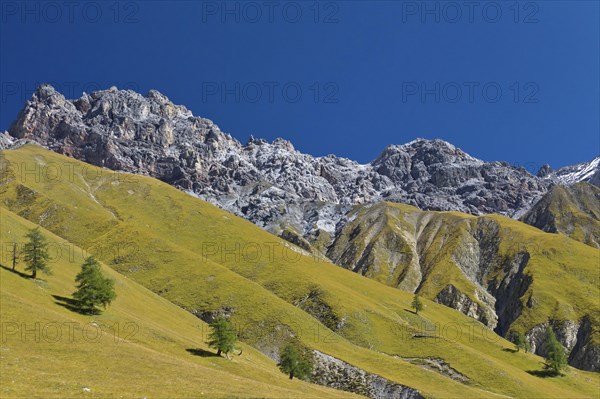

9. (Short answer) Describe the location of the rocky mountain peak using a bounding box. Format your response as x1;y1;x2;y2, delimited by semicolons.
146;89;171;104
271;137;295;152
374;139;482;173
34;83;64;101
247;135;267;146
536;164;553;178
3;84;595;241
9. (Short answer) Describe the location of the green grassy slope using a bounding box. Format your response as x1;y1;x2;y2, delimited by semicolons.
1;145;598;398
0;210;357;398
521;182;600;248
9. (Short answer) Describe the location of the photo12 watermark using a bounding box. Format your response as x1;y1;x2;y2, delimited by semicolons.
200;241;317;264
390;319;502;344
200;1;340;24
0;240;140;267
401;81;540;104
1;321;139;344
0;157;138;185
0;1;141;24
200;81;340;104
400;1;540;24
198;239;544;267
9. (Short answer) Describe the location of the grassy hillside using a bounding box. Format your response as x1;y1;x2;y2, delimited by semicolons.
1;145;599;398
521;182;600;248
0;210;357;398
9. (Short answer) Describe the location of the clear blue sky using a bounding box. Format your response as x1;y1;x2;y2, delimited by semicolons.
1;1;598;171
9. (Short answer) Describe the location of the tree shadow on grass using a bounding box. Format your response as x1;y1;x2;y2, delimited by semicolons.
526;369;561;378
412;334;438;339
52;295;101;315
502;348;518;353
186;348;220;358
0;264;34;279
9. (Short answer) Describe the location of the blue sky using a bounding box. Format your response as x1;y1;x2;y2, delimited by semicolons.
1;1;598;171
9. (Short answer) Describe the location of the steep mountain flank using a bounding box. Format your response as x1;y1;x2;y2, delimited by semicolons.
521;182;600;248
326;202;600;370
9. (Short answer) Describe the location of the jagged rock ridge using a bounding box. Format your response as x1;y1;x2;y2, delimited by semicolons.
6;84;573;241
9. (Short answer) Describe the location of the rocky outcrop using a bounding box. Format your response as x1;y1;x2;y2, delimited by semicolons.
435;285;496;329
279;229;313;253
0;132;14;149
488;252;533;337
311;350;424;399
526;318;600;372
293;288;341;332
192;306;235;324
568;317;600;372
399;357;470;384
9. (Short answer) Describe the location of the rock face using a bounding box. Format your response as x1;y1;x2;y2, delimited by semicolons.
526;319;600;372
435;284;495;329
326;202;537;331
568;317;600;372
8;85;558;240
311;351;424;399
398;357;470;384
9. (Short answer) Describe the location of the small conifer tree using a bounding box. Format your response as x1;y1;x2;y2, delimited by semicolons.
207;317;237;358
73;256;116;312
278;342;314;380
412;293;424;314
23;228;50;279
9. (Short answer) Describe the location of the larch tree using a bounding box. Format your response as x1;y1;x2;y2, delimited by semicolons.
23;228;50;279
207;316;237;359
73;256;117;312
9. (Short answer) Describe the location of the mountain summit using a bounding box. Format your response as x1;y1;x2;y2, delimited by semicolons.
7;84;591;241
